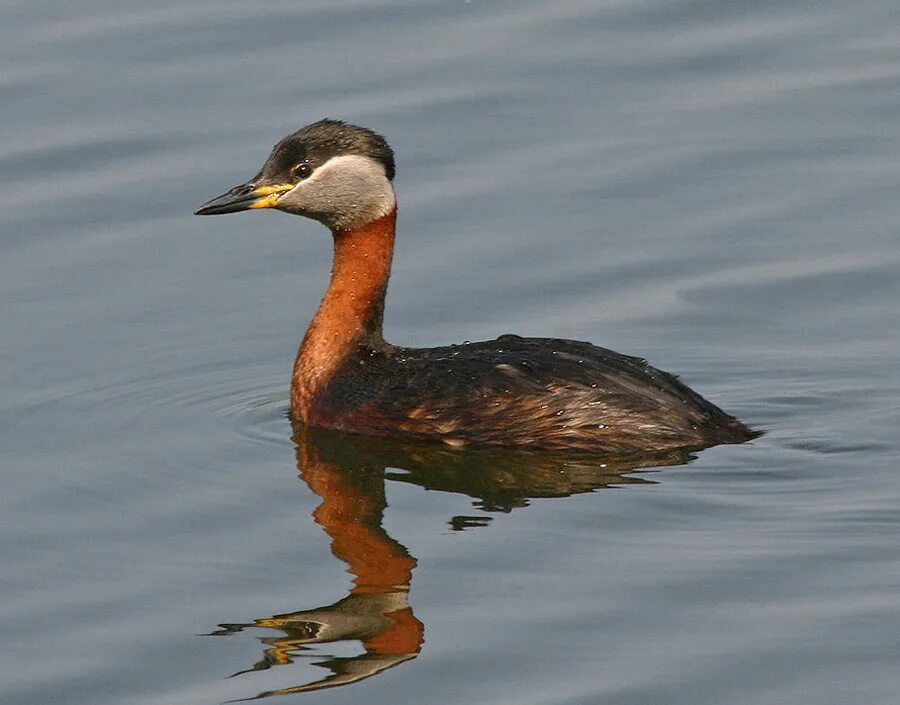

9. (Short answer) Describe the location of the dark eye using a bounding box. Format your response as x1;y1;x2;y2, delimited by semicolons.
291;162;312;180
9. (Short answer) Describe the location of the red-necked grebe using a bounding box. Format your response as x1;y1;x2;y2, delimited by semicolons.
195;119;755;452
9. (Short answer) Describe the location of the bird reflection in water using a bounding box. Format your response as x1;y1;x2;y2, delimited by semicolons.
209;424;695;699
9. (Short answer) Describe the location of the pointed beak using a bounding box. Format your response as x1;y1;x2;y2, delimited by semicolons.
194;182;293;216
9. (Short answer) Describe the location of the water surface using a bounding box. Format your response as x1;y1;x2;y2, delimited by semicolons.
2;1;900;704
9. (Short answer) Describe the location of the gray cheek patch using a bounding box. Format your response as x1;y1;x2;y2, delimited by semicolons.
278;155;396;231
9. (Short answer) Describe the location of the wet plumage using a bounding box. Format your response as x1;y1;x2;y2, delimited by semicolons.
310;335;752;452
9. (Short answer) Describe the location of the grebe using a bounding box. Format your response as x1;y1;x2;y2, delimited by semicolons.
195;119;755;452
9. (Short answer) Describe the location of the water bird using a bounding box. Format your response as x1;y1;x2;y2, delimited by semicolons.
195;119;755;452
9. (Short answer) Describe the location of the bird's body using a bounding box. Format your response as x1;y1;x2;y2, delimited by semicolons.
196;120;755;452
302;335;751;452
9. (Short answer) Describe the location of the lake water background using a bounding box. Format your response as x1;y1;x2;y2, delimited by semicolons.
2;1;900;703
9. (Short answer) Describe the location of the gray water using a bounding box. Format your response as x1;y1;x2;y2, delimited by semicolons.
3;1;900;703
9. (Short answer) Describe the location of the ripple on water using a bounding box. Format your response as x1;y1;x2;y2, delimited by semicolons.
147;363;292;448
7;361;293;454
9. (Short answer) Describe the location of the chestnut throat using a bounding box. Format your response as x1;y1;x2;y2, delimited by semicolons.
292;208;397;420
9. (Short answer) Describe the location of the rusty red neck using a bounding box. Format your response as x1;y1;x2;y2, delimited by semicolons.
291;208;397;420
